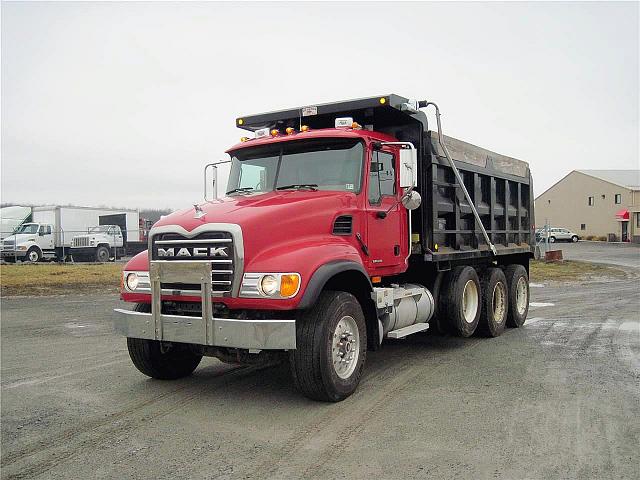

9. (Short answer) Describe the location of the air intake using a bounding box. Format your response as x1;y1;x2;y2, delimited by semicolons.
333;216;353;235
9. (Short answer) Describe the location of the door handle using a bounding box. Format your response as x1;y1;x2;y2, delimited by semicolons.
375;211;387;219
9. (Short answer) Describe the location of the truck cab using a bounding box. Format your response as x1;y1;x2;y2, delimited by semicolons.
115;95;534;402
71;225;124;262
1;223;54;263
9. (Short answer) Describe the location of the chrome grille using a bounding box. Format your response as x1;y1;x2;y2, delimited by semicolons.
72;236;90;247
151;231;235;296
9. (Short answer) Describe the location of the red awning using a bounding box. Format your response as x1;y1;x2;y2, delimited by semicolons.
615;209;629;220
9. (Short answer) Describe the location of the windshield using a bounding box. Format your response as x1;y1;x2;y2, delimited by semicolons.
88;226;111;233
15;224;39;234
227;138;364;194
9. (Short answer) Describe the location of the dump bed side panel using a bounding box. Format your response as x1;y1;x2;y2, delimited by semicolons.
417;131;533;261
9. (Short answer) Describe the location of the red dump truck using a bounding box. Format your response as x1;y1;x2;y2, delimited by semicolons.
115;95;534;401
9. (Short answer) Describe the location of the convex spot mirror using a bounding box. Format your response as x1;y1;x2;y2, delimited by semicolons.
402;190;422;210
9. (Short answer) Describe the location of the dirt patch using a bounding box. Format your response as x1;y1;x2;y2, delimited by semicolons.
0;263;122;296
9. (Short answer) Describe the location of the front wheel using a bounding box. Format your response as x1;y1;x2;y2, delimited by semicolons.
290;291;367;402
95;246;110;262
571;236;579;243
548;236;556;243
25;247;41;263
127;304;202;379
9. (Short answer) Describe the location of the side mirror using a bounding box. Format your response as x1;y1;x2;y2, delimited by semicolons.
401;190;422;210
399;147;417;188
204;160;231;201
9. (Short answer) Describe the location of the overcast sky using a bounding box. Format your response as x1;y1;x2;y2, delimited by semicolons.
2;1;638;210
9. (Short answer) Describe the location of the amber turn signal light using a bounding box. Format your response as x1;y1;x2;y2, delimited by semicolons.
279;274;300;297
285;127;295;135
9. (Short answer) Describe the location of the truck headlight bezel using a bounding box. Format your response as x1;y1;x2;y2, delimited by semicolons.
240;273;301;299
126;272;139;291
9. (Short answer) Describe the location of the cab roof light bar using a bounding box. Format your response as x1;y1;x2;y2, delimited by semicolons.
235;94;427;132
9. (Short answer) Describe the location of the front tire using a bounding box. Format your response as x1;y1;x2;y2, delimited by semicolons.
477;268;508;337
127;305;202;380
548;236;556;243
505;265;529;328
571;235;579;243
25;247;41;263
290;291;367;402
442;266;481;337
95;246;110;262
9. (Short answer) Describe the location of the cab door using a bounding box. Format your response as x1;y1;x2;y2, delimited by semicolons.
365;147;406;273
38;225;54;250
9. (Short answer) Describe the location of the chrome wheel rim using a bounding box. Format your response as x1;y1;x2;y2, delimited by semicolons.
492;281;507;323
332;315;359;379
98;250;108;262
462;280;479;324
516;277;528;315
28;250;39;262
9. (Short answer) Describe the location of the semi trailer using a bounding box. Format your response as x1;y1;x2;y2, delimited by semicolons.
114;94;534;401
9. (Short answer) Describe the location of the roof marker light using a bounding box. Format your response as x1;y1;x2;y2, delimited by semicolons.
238;118;244;125
240;137;249;142
351;121;361;129
285;127;295;135
300;125;310;132
379;97;387;105
270;129;279;137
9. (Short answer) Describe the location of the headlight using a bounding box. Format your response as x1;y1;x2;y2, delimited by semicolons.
126;272;139;291
259;275;278;296
17;246;27;251
242;273;301;299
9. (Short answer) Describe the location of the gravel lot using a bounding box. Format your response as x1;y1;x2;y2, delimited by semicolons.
1;254;639;479
544;241;640;269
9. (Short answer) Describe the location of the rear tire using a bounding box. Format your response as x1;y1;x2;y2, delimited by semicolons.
127;305;202;380
290;291;367;402
477;268;508;337
505;265;529;328
442;266;481;337
549;236;556;243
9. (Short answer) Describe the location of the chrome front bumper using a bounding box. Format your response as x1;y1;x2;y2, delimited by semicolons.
114;261;296;350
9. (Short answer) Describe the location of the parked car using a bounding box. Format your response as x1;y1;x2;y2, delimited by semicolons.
536;227;580;243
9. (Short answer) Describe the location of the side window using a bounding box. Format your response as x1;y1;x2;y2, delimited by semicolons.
46;226;52;235
368;151;395;204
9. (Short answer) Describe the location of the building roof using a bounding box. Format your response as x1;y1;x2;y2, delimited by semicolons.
577;170;640;190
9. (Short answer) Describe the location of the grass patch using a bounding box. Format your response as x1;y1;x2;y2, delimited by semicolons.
530;260;627;282
0;263;122;296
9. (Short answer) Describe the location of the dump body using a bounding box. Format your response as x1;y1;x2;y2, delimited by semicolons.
416;131;533;262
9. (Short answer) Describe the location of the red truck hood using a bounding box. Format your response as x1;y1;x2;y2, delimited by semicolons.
149;190;362;271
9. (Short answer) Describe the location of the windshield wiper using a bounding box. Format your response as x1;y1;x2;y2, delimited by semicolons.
226;187;254;195
276;184;319;191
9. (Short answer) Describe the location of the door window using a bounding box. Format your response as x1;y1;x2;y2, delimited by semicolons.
368;151;395;205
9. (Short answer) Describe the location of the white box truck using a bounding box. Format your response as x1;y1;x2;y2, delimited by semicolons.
0;206;139;262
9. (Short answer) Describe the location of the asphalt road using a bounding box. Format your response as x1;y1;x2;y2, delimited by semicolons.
2;277;639;479
544;240;640;269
